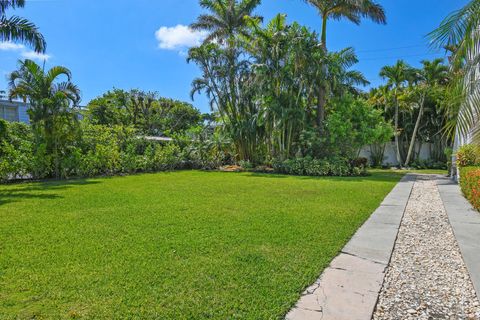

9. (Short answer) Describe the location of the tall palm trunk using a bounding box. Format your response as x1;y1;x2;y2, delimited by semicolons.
394;94;402;167
317;85;326;130
317;14;328;131
404;94;425;166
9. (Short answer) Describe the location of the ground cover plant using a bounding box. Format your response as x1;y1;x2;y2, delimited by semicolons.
0;170;403;319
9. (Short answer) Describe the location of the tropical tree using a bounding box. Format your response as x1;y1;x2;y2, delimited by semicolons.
86;89;201;136
189;1;370;163
189;0;263;162
191;0;262;44
379;60;413;166
246;14;317;159
0;0;46;53
404;59;449;166
304;0;386;48
8;59;80;178
303;0;386;129
429;0;480;143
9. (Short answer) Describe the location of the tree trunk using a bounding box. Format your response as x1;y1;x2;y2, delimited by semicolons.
405;95;425;167
316;85;326;130
394;96;403;167
321;14;327;48
316;14;328;132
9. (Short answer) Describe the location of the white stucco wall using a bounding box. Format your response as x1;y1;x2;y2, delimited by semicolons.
359;142;434;166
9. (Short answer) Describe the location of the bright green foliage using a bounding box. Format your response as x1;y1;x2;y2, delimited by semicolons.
325;95;393;158
460;166;480;211
8;59;81;179
85;89;202;136
369;58;452;168
0;170;403;319
178;125;235;170
273;156;367;176
0;120;194;180
0;119;33;180
189;10;370;163
456;144;480;167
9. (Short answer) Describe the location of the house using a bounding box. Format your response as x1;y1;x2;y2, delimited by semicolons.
0;99;30;124
0;99;87;124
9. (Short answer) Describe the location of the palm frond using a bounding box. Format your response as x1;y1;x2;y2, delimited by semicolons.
0;0;25;15
0;15;46;53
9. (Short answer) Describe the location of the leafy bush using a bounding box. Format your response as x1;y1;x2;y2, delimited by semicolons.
324;96;393;158
0;120;34;181
238;160;253;169
460;166;480;211
273;157;366;177
456;144;480;167
0;120;188;182
410;159;447;170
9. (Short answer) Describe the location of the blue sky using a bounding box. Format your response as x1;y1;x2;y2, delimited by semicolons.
0;0;469;113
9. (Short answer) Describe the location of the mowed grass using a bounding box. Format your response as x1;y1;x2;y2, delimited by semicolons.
0;170;403;319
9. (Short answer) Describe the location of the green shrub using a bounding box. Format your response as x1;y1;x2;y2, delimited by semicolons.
324;96;393;158
273;157;365;177
410;159;447;170
0;120;34;181
153;143;181;171
32;143;53;179
456;144;480;167
460;166;480;211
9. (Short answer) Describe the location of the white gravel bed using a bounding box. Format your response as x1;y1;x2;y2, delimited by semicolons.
374;175;480;320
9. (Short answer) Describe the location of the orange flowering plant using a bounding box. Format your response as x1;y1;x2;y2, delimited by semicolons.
460;167;480;211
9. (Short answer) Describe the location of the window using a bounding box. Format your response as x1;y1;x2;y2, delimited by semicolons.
1;105;19;122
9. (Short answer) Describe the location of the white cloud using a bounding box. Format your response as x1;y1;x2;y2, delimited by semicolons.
155;24;207;50
21;50;51;61
0;41;51;61
0;41;25;51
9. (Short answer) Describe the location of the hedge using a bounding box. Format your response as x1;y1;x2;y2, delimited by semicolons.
460;166;480;211
272;157;368;177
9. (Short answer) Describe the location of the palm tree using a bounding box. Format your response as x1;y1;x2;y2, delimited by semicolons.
429;0;480;143
404;59;449;166
8;59;80;178
304;0;386;48
190;0;262;162
303;0;386;129
380;60;413;167
191;0;262;44
0;0;46;53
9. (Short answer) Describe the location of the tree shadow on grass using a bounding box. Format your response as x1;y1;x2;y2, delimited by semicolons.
0;179;101;207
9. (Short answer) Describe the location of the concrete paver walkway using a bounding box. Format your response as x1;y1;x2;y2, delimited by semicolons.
286;174;480;320
438;176;480;297
374;176;479;319
286;174;415;320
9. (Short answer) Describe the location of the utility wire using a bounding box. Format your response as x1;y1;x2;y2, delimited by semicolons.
355;44;428;53
359;52;444;61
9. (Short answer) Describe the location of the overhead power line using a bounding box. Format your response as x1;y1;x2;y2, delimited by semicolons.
359;52;444;61
355;44;428;53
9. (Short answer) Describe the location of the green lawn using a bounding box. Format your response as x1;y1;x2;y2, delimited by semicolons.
0;170;403;319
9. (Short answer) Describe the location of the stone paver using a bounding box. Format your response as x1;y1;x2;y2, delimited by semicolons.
285;174;415;320
437;176;480;298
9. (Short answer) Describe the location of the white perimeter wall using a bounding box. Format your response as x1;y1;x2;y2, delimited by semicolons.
359;142;433;166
